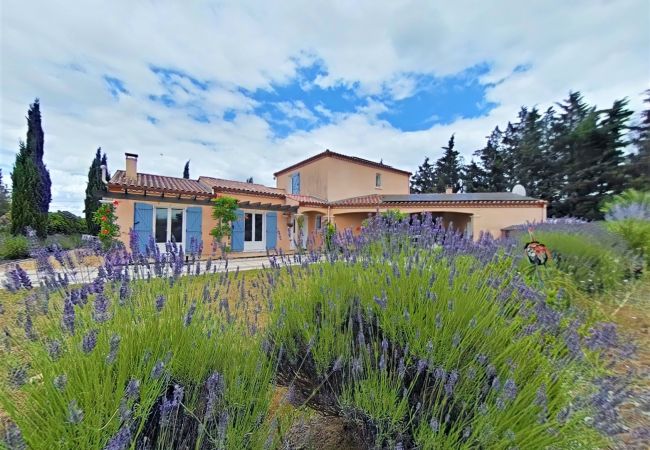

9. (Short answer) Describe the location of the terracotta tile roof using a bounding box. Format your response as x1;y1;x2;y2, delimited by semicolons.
285;194;328;205
331;194;383;207
198;176;285;197
274;149;412;177
109;170;212;196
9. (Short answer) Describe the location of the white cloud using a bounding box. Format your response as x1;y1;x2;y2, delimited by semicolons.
1;0;648;215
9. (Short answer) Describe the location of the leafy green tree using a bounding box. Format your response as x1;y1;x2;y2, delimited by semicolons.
410;156;436;193
183;161;190;179
433;134;463;193
84;148;108;235
48;211;87;235
11;142;46;236
210;196;238;252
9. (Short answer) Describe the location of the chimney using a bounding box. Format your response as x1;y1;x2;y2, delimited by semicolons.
125;153;138;180
445;186;453;194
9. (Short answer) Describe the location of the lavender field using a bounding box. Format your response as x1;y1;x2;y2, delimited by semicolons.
1;214;648;449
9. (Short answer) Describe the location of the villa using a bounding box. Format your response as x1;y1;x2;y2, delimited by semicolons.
105;150;547;257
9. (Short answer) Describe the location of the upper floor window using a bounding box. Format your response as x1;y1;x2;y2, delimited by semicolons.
291;173;301;194
375;173;382;188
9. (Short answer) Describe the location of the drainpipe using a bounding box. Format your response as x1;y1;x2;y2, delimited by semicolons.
100;165;109;184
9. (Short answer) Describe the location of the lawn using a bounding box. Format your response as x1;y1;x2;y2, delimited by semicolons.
0;215;648;449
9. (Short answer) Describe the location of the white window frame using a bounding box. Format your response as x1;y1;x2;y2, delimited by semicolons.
375;172;382;188
153;207;186;249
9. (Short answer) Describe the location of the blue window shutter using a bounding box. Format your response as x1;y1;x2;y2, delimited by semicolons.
231;209;245;252
185;207;202;254
133;203;153;254
291;173;300;194
266;212;277;249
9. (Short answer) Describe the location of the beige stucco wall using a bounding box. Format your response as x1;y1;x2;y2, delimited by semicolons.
108;193;294;257
330;204;546;240
276;156;410;201
326;158;410;201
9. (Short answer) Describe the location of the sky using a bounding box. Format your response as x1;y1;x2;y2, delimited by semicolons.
1;0;648;215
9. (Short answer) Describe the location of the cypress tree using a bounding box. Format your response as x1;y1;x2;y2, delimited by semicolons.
26;99;52;215
474;127;510;192
84;148;108;235
11;142;45;236
433;134;463;193
183;161;190;179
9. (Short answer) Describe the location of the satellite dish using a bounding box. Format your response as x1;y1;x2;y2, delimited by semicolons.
512;184;526;196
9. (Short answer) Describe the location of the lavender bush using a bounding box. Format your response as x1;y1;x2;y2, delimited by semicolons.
267;214;629;448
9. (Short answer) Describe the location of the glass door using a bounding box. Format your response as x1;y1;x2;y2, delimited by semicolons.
243;211;265;251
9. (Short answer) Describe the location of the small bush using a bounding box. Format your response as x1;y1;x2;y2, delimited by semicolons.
47;211;86;235
0;233;30;260
602;189;650;267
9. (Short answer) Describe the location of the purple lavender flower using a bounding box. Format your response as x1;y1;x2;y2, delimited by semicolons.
104;425;131;450
352;357;363;375
2;421;26;450
48;340;62;360
430;418;440;432
9;366;27;388
82;329;99;354
374;293;388;309
332;356;343;372
151;360;165;379
16;266;32;290
444;369;459;396
379;353;386;371
184;302;197;327
417;359;427;374
452;332;461;348
93;293;111;323
125;378;140;400
435;313;442;329
24;313;37;341
67;399;84;424
205;371;225;417
53;374;67;391
503;378;517;400
381;338;389;352
463;426;471;439
155;295;166;312
585;322;618;350
118;280;130;305
159;384;184;426
106;334;120;364
564;321;583;359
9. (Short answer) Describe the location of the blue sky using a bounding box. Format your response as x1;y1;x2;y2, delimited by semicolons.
1;1;647;214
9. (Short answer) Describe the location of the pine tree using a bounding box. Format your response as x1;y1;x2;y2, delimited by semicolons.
183;161;190;179
84;148;108;235
629;90;650;189
474;127;510;192
410;157;436;193
11;142;46;236
433;134;463;192
26;99;52;215
461;160;487;192
0;169;10;217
